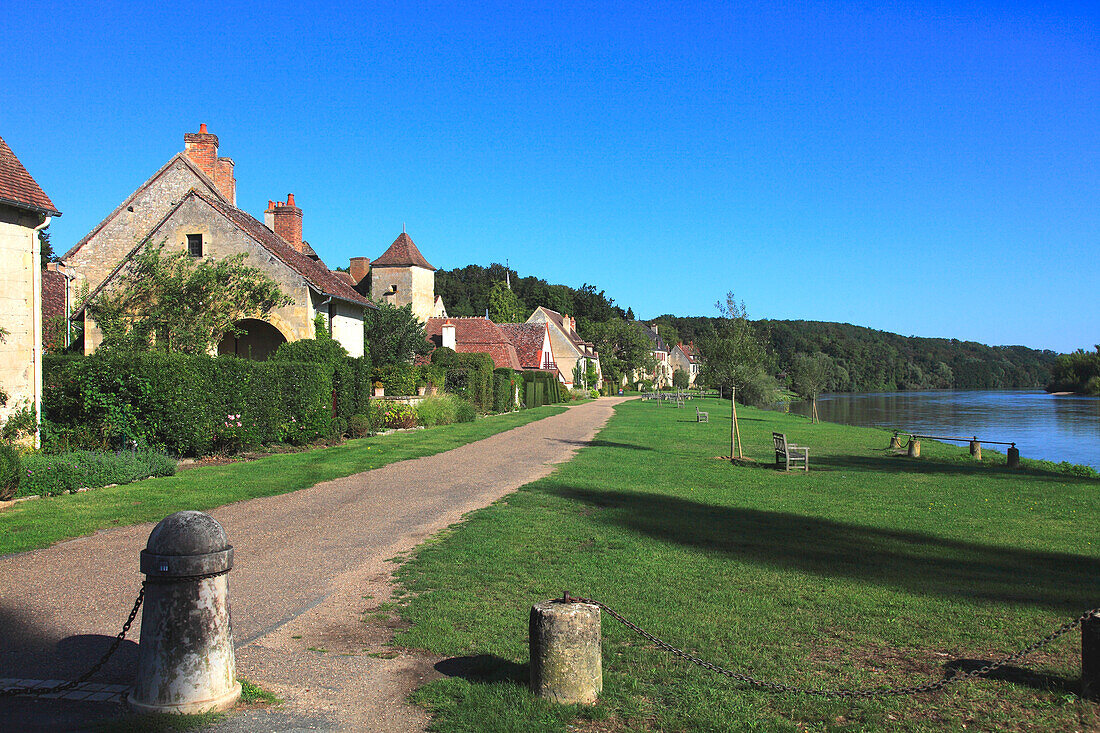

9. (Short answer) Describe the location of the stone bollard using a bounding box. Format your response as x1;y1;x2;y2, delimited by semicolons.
969;440;982;461
530;598;602;705
1007;446;1020;468
889;434;902;450
129;511;241;714
908;439;921;458
1084;612;1100;700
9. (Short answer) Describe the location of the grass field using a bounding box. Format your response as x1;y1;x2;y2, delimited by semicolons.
0;405;566;556
393;398;1100;732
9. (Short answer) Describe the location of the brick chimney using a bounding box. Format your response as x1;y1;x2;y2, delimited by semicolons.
442;320;456;350
349;257;370;285
266;194;304;252
184;124;235;205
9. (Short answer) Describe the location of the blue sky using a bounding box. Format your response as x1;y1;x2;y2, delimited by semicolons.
2;1;1096;352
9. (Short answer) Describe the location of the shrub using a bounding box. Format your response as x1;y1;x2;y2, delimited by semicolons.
268;361;333;444
330;416;348;440
20;449;176;498
0;444;21;501
381;402;418;429
418;364;446;391
1;403;37;442
271;337;348;364
416;394;460;427
493;368;516;413
347;414;372;439
454;398;476;423
375;364;418;396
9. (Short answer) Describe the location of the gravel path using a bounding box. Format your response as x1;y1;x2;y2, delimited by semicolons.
0;397;630;731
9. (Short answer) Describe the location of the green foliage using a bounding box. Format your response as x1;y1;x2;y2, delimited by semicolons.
418;363;446;390
313;313;330;339
365;300;430;367
271;337;347;364
417;394;472;427
589;319;655;386
790;351;836;399
439;352;495;412
697;292;777;407
379;402;418;429
453;398;476;423
492;368;517;413
43;353;334;455
520;371;560;407
89;244;290;355
0;444;20;501
375;364;418;396
347;413;372;438
1046;346;1100;395
20;449;176;498
672;368;689;390
1;402;37;442
487;281;524;323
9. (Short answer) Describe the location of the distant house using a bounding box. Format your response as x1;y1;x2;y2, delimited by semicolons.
499;322;556;372
635;322;674;388
424;317;522;370
526;307;601;389
63;125;374;358
0;134;61;445
669;341;701;386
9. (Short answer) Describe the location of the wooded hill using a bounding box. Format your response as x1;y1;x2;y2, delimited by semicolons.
433;263;1057;392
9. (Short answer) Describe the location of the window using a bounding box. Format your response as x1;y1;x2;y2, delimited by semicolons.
187;234;202;257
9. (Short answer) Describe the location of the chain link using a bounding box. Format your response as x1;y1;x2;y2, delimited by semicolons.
0;569;229;700
562;594;1098;699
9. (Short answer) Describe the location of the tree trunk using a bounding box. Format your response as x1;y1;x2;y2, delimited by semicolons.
730;387;742;460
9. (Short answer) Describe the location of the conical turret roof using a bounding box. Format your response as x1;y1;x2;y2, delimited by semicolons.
373;232;435;271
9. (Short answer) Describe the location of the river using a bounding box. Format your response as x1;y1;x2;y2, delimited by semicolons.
783;389;1100;471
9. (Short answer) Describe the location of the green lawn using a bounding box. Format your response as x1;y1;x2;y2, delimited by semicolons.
0;406;566;556
393;398;1100;732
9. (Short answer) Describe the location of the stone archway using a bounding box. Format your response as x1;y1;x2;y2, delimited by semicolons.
217;319;287;361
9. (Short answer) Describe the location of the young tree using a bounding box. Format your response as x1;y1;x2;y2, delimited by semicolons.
364;300;431;367
697;292;774;459
589;319;656;388
487;281;524;323
790;352;835;423
89;245;289;354
672;368;689;390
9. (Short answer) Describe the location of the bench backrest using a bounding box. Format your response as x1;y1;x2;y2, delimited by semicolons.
772;432;788;454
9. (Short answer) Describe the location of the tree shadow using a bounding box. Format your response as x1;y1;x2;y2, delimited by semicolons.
434;654;527;685
541;484;1099;614
808;454;1097;485
944;659;1079;695
549;439;652;451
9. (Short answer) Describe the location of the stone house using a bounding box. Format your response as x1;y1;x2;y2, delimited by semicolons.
525;307;602;389
0;135;61;444
669;341;701;386
63;125;373;357
499;323;556;373
634;322;674;388
354;231;447;322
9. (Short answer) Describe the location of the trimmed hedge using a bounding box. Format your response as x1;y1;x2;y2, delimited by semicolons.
493;368;517;413
0;444;20;501
20;449;177;498
520;371;560;407
43;353;339;456
375;364;418;396
432;349;494;412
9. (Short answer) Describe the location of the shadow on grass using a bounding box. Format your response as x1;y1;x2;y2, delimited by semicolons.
945;659;1080;695
549;439;653;451
809;454;1097;484
542;484;1099;614
435;654;527;685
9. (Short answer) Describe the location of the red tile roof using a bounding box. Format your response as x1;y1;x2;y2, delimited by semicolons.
500;323;548;369
0;135;60;216
373;232;436;271
424;317;521;370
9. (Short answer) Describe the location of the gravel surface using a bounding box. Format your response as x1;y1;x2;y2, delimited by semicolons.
0;398;630;731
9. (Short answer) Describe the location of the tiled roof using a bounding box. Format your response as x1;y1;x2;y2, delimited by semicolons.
640;323;668;353
424;317;521;370
500;323;548;369
373;232;436;271
0;135;60;216
198;192;371;306
42;268;66;320
531;307;585;350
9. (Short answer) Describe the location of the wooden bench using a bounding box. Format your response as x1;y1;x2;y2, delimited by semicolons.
773;432;808;471
696;407;709;423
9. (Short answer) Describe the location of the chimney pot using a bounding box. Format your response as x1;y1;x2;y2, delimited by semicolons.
200;123;208;134
287;193;295;207
270;194;304;250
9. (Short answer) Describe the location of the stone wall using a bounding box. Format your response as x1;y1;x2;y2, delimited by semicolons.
0;206;42;432
370;265;436;322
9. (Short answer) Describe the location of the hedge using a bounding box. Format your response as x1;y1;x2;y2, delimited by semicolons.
493;368;517;413
432;349;494;412
375;364;418;396
20;449;177;497
520;371;560;407
43;352;338;456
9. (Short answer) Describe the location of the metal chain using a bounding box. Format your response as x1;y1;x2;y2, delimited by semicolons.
0;569;229;699
562;594;1099;699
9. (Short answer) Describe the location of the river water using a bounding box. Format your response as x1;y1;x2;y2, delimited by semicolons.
784;390;1100;470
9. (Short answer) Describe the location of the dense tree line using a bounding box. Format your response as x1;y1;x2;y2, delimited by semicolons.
434;264;627;331
1046;347;1100;395
655;315;1057;392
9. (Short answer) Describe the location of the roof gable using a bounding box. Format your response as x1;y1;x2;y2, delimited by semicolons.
373;232;436;271
0;135;60;216
500;323;550;369
424;317;521;369
63;153;224;260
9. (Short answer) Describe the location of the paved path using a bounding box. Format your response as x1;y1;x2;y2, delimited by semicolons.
0;398;629;731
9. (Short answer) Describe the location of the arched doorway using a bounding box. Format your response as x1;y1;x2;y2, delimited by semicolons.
217;319;287;361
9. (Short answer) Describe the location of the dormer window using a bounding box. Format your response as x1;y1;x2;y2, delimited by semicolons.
187;234;203;257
